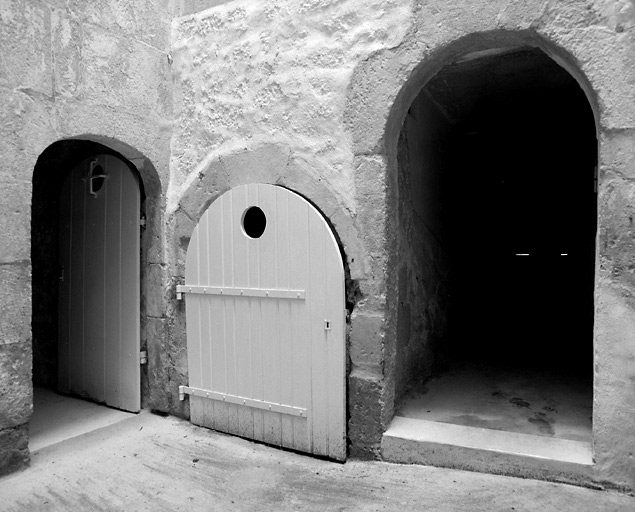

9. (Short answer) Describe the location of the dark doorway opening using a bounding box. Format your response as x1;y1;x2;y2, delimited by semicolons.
394;47;596;444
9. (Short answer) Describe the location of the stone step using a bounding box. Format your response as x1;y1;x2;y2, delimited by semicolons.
382;416;594;485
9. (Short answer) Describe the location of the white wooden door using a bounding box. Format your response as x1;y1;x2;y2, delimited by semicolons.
179;184;345;460
58;154;140;412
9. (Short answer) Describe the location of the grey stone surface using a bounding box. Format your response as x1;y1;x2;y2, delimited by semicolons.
4;411;635;511
0;182;31;264
0;343;32;427
0;264;31;346
1;0;635;491
348;370;384;459
0;424;28;477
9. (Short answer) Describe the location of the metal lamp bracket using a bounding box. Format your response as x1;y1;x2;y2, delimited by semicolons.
87;158;108;197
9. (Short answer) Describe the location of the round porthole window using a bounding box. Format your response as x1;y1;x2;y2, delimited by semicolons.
242;206;266;239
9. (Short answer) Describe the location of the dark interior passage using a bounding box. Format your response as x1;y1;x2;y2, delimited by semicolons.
439;49;597;374
394;47;596;437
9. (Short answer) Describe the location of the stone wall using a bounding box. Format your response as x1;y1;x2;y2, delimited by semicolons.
346;0;635;491
391;90;452;407
168;0;413;459
1;0;634;492
0;0;172;475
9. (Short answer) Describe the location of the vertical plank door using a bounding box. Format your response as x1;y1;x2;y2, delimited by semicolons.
181;184;345;460
58;154;140;412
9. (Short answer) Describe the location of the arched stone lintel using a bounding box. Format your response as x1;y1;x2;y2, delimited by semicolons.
172;144;369;291
57;134;165;199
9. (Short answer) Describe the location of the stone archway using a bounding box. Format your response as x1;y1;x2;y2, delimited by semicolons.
171;145;365;452
30;138;163;420
385;40;598;464
345;9;635;487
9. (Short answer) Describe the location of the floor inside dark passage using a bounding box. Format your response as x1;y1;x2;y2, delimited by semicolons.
29;386;135;452
395;362;592;443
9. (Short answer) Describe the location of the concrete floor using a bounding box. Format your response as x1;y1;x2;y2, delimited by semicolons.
2;392;633;512
30;387;134;452
396;362;592;442
382;362;594;480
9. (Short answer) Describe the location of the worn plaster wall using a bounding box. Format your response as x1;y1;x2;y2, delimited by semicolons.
0;0;172;475
168;0;414;458
345;0;635;491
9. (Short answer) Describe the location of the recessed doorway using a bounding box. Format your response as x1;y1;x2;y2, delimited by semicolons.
31;141;146;450
387;47;597;459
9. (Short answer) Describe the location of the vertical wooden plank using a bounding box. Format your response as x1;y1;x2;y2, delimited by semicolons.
275;189;294;448
57;170;73;394
323;225;346;460
248;185;264;442
83;157;108;403
117;157;141;412
208;201;228;431
307;211;329;456
185;222;203;391
288;195;310;452
230;187;253;440
259;186;282;446
68;162;86;396
210;295;228;431
249;296;265;442
197;213;212;429
190;395;206;426
104;162;123;407
216;193;238;433
185;218;204;424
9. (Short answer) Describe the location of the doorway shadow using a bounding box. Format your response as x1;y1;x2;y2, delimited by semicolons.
30;387;134;452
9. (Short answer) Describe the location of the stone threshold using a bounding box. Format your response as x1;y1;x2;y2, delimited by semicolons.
382;416;594;484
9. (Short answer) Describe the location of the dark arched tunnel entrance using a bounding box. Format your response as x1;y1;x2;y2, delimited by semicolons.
393;47;596;442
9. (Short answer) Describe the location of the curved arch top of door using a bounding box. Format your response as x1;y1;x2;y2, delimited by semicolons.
179;183;346;461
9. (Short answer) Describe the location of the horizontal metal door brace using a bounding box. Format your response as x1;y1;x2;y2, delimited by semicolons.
179;385;307;417
176;285;306;300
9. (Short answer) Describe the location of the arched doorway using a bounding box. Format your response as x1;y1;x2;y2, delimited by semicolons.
389;47;597;452
179;183;346;460
31;140;153;449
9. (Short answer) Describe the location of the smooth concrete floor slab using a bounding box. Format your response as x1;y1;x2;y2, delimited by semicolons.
29;386;135;452
4;408;633;511
396;362;592;442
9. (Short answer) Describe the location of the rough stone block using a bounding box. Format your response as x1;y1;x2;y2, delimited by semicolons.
179;157;227;223
144;316;170;412
78;24;171;119
0;424;29;477
600;130;635;180
0;264;31;346
350;312;384;368
0;0;52;92
222;145;291;187
348;370;384;459
354;157;388;259
174;209;196;274
178;0;234;17
0;342;32;428
51;8;82;98
67;0;170;52
145;263;168;319
0;181;31;264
